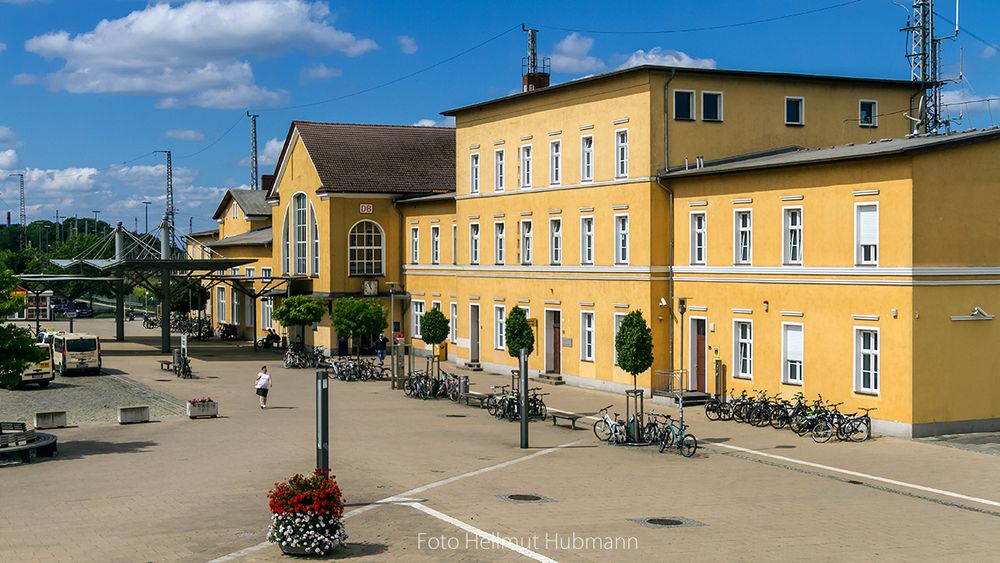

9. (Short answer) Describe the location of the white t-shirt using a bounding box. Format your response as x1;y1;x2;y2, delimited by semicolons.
256;372;271;389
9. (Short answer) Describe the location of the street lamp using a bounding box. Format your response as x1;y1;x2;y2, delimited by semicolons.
387;281;398;388
677;297;689;430
92;210;101;236
142;201;152;233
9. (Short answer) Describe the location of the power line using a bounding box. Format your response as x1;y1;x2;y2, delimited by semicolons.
258;24;523;113
176;113;246;159
527;0;862;35
933;10;1000;53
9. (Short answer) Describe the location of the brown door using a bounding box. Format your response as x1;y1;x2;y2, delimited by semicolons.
551;313;561;373
695;320;707;392
469;305;480;363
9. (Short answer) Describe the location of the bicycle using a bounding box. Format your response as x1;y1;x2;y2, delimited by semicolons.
593;405;627;444
704;393;733;422
658;415;698;457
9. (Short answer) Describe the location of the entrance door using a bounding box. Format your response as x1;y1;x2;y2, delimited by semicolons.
469;304;480;363
689;318;707;392
545;310;561;374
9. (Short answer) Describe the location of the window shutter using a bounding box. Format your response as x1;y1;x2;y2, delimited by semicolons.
858;205;878;245
785;325;803;362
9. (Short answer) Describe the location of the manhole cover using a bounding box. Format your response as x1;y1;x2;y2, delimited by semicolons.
445;414;467;418
646;518;683;527
847;480;864;485
507;494;542;502
154;379;172;382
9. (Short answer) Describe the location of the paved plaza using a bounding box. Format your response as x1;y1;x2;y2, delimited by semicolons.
2;319;999;562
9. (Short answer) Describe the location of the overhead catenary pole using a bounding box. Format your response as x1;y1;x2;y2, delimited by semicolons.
248;112;259;190
142;201;152;234
154;150;175;251
9;173;25;248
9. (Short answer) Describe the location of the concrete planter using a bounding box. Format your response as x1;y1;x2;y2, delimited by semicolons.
186;401;218;419
34;411;68;429
118;405;150;424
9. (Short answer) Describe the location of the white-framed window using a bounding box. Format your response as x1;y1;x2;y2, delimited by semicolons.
733;320;753;379
470;153;480;194
245;267;255;278
859;100;878;127
520;219;533;265
614;214;629;265
580;135;594;182
613;312;626;365
734;209;752;265
549;140;561;185
432;300;441;311
494;221;505;264
673;90;695;120
494;305;506;350
232;202;239;219
785;96;805;125
231;288;240;325
855;202;879;265
349;220;384;276
410;226;419;265
412;300;425;339
231;267;240;276
281;206;290;275
690;211;706;265
449;302;458;343
854;327;880;394
783;207;803;265
261;297;273;329
580;311;595;361
702;91;723;121
244;289;253;324
614;129;628;178
494;149;505;192
782;323;804;384
216;286;226;323
580;216;594;265
430;226;440;265
294;193;307;275
520;145;532;188
261;267;272;281
452;224;457;265
310;203;319;275
549;218;562;265
469;223;480;265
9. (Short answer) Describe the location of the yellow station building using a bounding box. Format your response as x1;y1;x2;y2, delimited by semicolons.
201;64;1000;437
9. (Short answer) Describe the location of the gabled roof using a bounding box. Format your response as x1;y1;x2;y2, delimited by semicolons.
212;189;271;220
207;226;273;248
266;121;455;200
660;127;1000;178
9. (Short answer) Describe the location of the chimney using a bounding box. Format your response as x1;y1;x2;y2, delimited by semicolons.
521;25;550;92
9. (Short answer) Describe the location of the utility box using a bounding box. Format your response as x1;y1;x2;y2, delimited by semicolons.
436;342;448;361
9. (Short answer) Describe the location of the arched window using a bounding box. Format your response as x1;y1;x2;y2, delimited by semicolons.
310;202;319;276
293;193;307;275
281;205;290;275
348;220;384;276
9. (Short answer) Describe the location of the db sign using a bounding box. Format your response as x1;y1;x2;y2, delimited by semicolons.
359;203;374;214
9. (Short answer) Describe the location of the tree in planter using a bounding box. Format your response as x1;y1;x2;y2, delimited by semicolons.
505;306;534;366
419;308;449;378
272;295;326;349
331;298;388;358
615;310;654;391
0;269;48;389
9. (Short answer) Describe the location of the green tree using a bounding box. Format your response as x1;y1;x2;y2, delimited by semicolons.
419;307;449;377
272;295;326;347
164;278;209;315
505;306;534;358
615;311;654;390
331;298;387;357
0;269;47;389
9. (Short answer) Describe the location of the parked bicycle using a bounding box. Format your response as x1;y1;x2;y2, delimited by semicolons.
658;414;698;457
593;405;628;444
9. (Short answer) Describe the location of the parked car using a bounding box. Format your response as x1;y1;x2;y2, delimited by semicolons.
6;343;54;389
52;333;102;375
65;301;94;318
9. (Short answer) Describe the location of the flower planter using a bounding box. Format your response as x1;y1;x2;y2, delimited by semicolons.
278;542;315;556
186;401;218;418
268;470;347;555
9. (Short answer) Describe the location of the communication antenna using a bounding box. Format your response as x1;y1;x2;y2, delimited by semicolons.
903;0;960;134
8;173;25;247
247;111;259;190
520;24;550;92
154;150;175;249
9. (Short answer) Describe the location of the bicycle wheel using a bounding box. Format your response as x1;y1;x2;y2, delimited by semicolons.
681;434;698;458
719;403;733;421
448;385;460;402
537;401;546;421
705;402;720;421
845;418;869;442
593;419;611;441
811;420;833;443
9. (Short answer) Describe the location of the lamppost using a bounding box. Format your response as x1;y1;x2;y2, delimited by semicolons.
677;297;688;430
142;201;152;233
387;281;398;388
92;210;101;236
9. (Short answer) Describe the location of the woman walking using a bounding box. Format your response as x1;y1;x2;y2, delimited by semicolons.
255;366;271;409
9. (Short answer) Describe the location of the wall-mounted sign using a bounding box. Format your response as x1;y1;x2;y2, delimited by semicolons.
359;203;374;214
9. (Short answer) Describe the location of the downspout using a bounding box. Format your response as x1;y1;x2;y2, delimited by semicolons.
656;68;677;384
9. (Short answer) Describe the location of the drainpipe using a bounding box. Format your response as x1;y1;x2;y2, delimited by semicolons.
655;176;675;386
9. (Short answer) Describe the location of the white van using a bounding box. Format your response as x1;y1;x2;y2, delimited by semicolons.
52;333;102;375
8;343;55;389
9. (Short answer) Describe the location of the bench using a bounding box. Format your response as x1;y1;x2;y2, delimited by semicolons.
460;392;493;408
550;412;585;430
0;422;58;463
158;360;173;371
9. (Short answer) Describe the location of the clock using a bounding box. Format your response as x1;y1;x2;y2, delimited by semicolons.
362;279;378;296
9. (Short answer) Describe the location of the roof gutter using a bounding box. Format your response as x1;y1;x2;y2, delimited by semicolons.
655;175;675;379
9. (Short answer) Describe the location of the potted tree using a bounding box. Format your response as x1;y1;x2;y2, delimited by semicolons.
615;311;654;442
267;469;347;556
418;307;449;380
272;295;326;353
505;306;534;372
331;298;387;359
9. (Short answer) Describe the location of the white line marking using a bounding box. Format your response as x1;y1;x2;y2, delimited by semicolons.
208;439;581;562
702;440;1000;509
405;501;558;563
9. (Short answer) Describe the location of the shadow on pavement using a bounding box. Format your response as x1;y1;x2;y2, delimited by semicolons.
56;439;157;460
6;381;80;391
323;542;389;559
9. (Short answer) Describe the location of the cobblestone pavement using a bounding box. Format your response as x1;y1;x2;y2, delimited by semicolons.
917;432;1000;456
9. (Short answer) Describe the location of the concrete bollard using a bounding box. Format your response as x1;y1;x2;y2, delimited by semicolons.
34;411;68;429
117;405;151;424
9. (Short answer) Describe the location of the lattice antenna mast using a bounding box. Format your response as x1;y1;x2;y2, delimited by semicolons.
8;173;25;248
904;0;960;134
248;112;259;190
154;150;175;252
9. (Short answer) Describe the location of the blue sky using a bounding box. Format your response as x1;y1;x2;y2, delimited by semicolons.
1;0;997;231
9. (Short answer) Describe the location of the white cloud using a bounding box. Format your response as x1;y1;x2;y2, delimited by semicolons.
549;33;605;73
300;63;341;83
412;116;455;128
0;149;18;169
940;88;998;109
0;42;6;53
165;128;205;141
0;125;18;147
398;35;418;55
24;0;376;109
11;73;38;85
983;46;998;59
618;47;716;70
239;137;283;167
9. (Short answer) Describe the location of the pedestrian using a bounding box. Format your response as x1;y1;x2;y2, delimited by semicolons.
255;365;271;409
375;333;388;363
